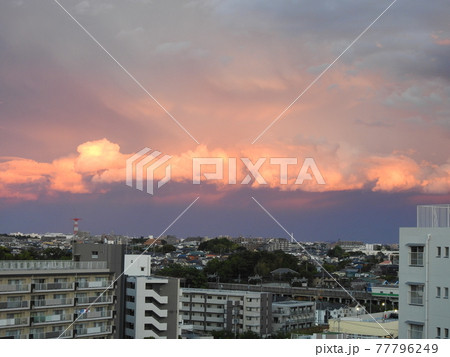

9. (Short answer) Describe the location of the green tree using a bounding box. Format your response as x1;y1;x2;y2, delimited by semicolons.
157;264;207;288
198;238;241;254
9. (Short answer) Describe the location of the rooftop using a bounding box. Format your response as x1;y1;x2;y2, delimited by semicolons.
0;260;107;271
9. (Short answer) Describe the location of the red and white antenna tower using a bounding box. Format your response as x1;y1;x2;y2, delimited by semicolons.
72;218;81;236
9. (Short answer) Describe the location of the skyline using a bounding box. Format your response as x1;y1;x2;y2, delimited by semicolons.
1;0;449;243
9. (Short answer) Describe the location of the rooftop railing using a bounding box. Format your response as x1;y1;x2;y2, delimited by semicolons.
0;260;107;271
417;204;450;228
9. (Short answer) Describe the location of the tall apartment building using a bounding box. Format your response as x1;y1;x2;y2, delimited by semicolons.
73;243;125;338
123;255;180;339
399;204;450;339
180;288;272;337
0;260;116;339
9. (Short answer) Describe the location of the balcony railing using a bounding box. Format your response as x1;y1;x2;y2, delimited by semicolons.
32;298;74;308
77;296;113;305
0;301;29;311
76;310;113;321
30;330;73;339
0;284;30;294
77;281;113;290
32;314;72;324
34;282;75;292
3;334;28;339
0;260;107;271
75;325;112;337
0;317;28;328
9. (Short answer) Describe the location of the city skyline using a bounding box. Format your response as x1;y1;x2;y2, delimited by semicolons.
1;1;449;243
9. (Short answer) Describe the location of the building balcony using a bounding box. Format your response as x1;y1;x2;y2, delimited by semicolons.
206;307;225;314
0;317;29;329
75;325;112;337
245;310;261;317
207;298;227;305
2;334;28;339
190;306;206;313
189;297;206;304
33;282;75;292
76;310;113;322
32;298;74;309
0;284;31;294
30;330;73;339
189;315;205;322
76;295;113;306
32;314;72;325
77;281;113;290
0;300;29;311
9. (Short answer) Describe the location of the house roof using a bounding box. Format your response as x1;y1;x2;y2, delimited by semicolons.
270;268;298;275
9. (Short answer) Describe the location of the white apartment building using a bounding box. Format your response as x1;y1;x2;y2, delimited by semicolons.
399;204;450;339
180;288;272;337
272;300;315;333
123;255;180;339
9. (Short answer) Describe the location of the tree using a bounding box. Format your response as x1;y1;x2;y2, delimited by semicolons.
0;246;14;260
157;264;207;288
327;245;346;259
198;238;241;254
239;330;260;339
211;330;235;339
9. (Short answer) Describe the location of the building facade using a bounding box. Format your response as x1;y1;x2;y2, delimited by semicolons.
123;255;180;339
272;300;315;333
0;260;116;339
399;204;450;339
180;288;272;337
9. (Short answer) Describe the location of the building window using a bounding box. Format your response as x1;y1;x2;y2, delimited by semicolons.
445;328;449;339
437;287;441;298
445;288;449;299
126;295;135;303
410;246;424;266
408;324;423;339
409;285;424;305
437;327;441;338
126;282;135;289
125;308;135;316
437;247;441;258
445;247;449;258
91;251;99;259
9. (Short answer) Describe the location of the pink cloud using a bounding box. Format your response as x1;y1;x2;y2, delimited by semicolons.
0;138;449;201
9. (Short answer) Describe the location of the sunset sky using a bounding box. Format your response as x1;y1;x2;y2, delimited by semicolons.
1;0;449;242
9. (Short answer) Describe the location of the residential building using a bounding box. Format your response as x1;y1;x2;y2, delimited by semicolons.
123;255;180;339
0;260;117;339
315;302;359;325
73;242;125;338
180;288;272;337
399;204;450;339
272;300;315;333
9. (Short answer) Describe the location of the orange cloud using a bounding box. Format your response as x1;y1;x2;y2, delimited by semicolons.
0;138;449;201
